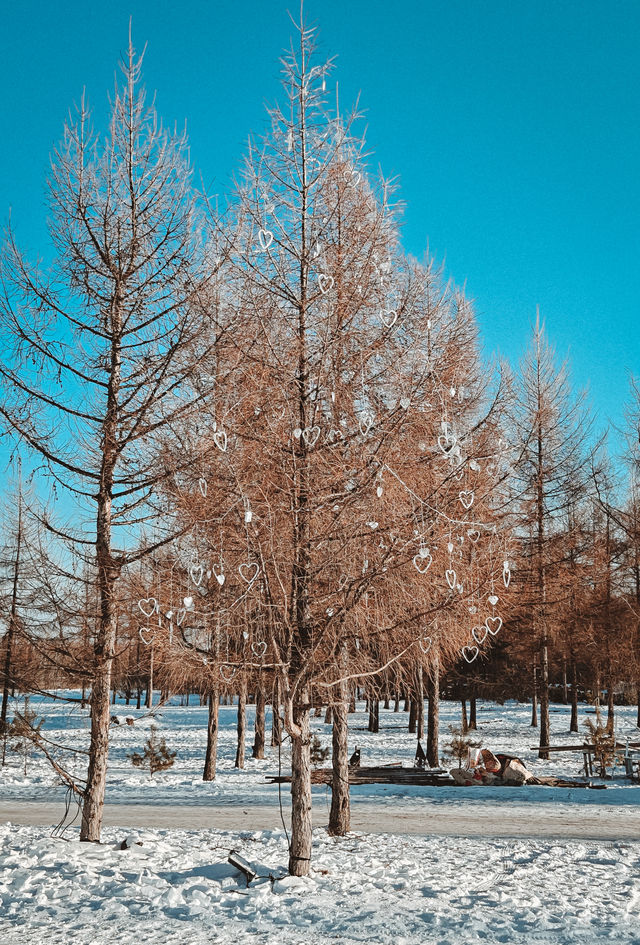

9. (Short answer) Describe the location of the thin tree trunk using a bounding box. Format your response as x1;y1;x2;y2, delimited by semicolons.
288;695;312;877
426;654;440;768
203;688;219;780
252;683;266;759
235;679;247;769
408;697;417;734
461;698;468;734
606;675;615;734
562;657;568;705
271;677;282;746
328;647;350;836
145;643;154;709
416;665;424;741
531;661;538;728
1;486;21;765
468;689;477;731
570;659;579;733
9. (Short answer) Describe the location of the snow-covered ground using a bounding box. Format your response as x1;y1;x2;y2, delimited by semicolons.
1;695;639;943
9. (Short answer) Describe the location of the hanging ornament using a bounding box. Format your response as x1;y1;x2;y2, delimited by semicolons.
485;616;502;636
258;228;274;251
381;309;397;329
239;561;260;585
189;564;204;587
472;625;488;645
198;477;208;497
458;490;474;510
462;645;479;664
445;568;457;589
251;640;267;658
139;627;156;646
318;273;334;294
214;429;228;453
302;426;321;447
138;597;158;618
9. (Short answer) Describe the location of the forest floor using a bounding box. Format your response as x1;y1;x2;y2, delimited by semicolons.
0;696;639;943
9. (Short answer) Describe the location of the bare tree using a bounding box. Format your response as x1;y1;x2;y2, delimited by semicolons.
0;35;212;840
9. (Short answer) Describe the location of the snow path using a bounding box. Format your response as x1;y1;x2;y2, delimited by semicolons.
2;797;640;839
0;824;638;945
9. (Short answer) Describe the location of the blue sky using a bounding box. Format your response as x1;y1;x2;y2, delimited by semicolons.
1;0;639;443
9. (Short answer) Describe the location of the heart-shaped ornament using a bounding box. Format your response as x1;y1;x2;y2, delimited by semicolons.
419;636;432;654
445;569;457;589
467;529;480;543
138;597;158;618
219;664;237;681
413;553;433;574
183;596;194;610
302;426;321;447
458;490;474;510
399;397;410;410
198;478;207;497
190;565;204;587
469;459;481;472
359;414;374;436
503;568;511;588
214;429;228;453
472;625;488;644
486;615;502;636
381;310;397;329
488;594;499;607
462;645;479;664
251;640;267;658
469;605;478;615
437;434;455;454
176;608;186;626
318;274;334;294
376;485;383;498
447;542;454;554
239;561;259;585
258;228;273;250
213;565;225;586
139;627;155;646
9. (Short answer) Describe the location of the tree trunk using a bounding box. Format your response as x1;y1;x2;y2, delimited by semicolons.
468;689;477;731
426;655;440;768
252;684;266;759
271;678;282;746
562;657;568;704
539;637;550;758
203;688;219;781
416;665;424;741
328;651;350;836
408;697;417;734
145;643;154;709
368;695;379;733
531;661;538;728
570;659;579;733
393;692;400;713
606;676;615;734
1;486;21;765
235;679;247;769
288;697;312;877
461;698;468;734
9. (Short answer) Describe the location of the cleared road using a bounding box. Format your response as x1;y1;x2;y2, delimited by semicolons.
0;799;638;839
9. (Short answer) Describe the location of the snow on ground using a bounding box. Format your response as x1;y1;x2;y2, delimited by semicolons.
0;824;639;945
1;695;639;943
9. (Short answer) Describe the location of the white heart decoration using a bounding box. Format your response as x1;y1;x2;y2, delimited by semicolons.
359;414;374;436
213;565;225;586
214;430;228;453
469;459;481;472
486;616;502;636
251;640;267;658
190;565;204;587
198;478;207;497
413;553;433;574
318;274;334;294
445;569;457;590
447;542;454;554
176;608;186;626
467;529;480;543
183;596;194;610
458;490;474;510
472;625;488;645
139;627;155;646
258;228;273;250
503;568;511;588
419;636;432;654
399;398;410;410
462;645;479;664
219;664;237;681
469;605;478;615
376;485;383;498
302;426;321;447
239;561;259;585
488;594;499;607
138;597;158;618
438;434;456;454
338;574;349;590
381;310;397;328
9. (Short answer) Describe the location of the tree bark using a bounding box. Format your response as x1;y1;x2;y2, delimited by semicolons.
468;689;477;731
328;650;350;836
145;643;154;709
288;696;312;876
531;661;538;728
1;485;22;762
252;683;266;759
271;677;282;746
426;654;440;768
203;688;219;781
235;678;247;769
461;698;468;734
416;665;424;741
570;659;579;733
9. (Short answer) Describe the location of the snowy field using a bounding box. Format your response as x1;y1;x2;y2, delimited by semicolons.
1;695;639;944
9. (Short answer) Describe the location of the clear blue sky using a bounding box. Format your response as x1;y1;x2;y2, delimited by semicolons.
1;0;639;442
